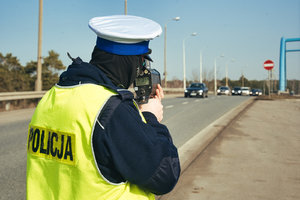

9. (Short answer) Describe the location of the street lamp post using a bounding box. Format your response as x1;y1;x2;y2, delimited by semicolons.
183;32;197;89
35;0;43;91
241;64;247;87
164;17;180;88
124;0;127;15
200;51;203;83
214;54;224;95
214;59;217;95
225;59;235;87
199;46;207;83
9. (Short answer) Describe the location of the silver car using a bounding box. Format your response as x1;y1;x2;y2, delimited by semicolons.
217;86;231;95
241;87;251;96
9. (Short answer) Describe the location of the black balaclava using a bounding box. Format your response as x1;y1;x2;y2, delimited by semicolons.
90;46;144;89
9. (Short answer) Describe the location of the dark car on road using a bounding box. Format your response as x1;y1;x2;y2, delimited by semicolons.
231;86;242;95
184;83;208;98
250;88;262;96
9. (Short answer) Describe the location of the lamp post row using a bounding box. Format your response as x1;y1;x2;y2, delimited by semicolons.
163;16;236;91
37;1;233;92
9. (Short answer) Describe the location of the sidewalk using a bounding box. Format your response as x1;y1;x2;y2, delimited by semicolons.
161;98;300;200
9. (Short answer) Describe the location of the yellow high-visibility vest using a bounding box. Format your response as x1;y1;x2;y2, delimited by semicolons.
27;84;154;200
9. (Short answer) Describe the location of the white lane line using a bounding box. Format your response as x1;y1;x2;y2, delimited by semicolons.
182;102;188;105
195;99;200;102
165;105;174;109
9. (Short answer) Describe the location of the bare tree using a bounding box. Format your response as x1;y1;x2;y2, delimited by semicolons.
191;69;199;82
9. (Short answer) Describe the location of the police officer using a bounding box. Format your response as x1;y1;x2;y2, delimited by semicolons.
27;15;180;200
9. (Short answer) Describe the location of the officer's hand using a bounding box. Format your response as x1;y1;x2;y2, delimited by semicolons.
139;97;163;122
155;84;164;101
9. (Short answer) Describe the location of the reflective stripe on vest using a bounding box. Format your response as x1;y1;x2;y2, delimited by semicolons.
27;84;154;200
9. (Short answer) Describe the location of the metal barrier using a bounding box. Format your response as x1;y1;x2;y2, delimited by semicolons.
0;91;47;101
0;91;47;111
0;88;185;102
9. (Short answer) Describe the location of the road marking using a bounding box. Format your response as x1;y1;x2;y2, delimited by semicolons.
182;102;188;105
195;99;200;102
165;105;174;109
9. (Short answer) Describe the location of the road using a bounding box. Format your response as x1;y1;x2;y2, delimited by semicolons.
162;95;249;147
0;95;249;200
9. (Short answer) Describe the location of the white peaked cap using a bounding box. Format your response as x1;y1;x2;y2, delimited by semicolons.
88;15;162;55
89;15;162;43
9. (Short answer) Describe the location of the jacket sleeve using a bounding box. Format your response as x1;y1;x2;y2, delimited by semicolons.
93;97;180;195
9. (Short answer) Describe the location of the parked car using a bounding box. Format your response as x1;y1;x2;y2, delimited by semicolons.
251;88;262;96
232;86;242;95
184;83;208;98
241;87;251;96
217;86;231;95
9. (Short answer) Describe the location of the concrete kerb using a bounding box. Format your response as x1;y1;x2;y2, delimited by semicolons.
158;97;255;200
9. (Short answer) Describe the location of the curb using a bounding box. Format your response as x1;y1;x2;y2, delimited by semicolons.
158;97;255;199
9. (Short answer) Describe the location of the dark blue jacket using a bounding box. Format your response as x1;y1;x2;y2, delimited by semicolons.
57;57;180;195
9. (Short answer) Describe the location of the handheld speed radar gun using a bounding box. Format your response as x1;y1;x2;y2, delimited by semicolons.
134;60;161;104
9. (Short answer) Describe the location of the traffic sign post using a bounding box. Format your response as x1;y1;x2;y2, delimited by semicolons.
264;60;274;97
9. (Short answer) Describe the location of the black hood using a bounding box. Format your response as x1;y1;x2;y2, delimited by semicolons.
58;56;114;87
90;46;143;89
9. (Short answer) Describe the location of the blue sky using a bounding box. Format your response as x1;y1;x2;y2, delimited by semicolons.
1;0;299;81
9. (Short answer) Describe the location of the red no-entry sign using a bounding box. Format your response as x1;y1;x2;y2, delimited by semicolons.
264;60;274;70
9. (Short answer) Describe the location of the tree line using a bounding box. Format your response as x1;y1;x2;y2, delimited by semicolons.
0;51;299;94
0;50;65;92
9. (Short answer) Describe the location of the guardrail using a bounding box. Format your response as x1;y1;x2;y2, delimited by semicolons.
0;91;47;111
0;89;217;111
0;88;185;102
0;91;47;101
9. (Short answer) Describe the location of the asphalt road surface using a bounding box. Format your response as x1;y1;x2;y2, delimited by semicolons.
162;95;249;147
0;95;249;199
